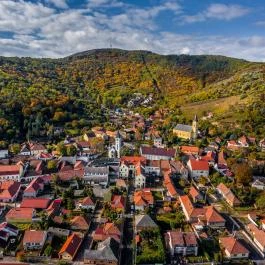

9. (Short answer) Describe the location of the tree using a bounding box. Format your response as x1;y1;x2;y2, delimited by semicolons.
9;143;21;154
56;143;67;156
256;193;265;209
44;244;53;256
47;160;57;170
66;145;77;156
233;163;252;186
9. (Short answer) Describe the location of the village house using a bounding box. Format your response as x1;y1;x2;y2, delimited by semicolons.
119;156;146;179
111;195;126;212
252;179;265;190
93;222;121;242
23;176;45;197
173;115;198;140
145;160;161;176
0;181;21;202
217;183;241;207
0;164;23;182
179;146;200;156
247;224;265;255
169;160;189;179
179;195;225;229
134;214;158;233
6;208;36;223
189;186;203;203
0;149;8;159
134;189;154;211
0;222;19;245
259;139;265;151
140;146;176;161
134;162;146;188
70;216;91;231
23;230;47;251
187;159;209;180
83;166;109;187
219;237;249;259
20;198;51;210
84;237;120;265
59;233;83;261
165;231;198;256
77;196;95;211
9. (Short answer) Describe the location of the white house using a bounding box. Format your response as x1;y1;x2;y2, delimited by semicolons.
219;237;249;259
134;163;146;188
0;150;8;159
187;159;209;180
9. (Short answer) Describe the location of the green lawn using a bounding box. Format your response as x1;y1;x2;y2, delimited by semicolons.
136;228;165;264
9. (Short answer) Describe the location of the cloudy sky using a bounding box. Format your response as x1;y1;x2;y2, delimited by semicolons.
1;0;265;61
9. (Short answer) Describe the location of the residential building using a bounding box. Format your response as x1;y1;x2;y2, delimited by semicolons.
179;146;200;156
6;208;36;223
111;195;126;212
0;150;8;159
140;146;176;161
77;196;95;211
23;230;47;251
247;224;265;254
119;156;146;179
59;233;83;261
134;162;146;188
187;159;209;180
165;231;198;256
70;216;91;231
93;222;121;242
135;214;158;233
0;181;21;202
84;166;109;187
84;237;120;265
23;177;44;197
20;198;51;209
219;237;249;259
252;180;265;190
0;164;23;181
134;189;154;211
217;183;241;207
189;186;203;203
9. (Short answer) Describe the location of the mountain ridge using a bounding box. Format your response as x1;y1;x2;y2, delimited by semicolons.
0;48;264;141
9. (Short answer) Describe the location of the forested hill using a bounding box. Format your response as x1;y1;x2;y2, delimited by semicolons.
0;48;264;142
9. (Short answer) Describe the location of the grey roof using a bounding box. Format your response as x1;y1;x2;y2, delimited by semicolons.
85;166;109;175
174;124;193;132
135;214;158;229
84;237;119;261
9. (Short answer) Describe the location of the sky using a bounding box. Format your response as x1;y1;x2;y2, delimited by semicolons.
1;0;265;61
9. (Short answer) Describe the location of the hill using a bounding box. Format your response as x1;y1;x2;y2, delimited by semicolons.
0;48;264;142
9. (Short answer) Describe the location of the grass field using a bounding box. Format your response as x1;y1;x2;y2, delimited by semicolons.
181;95;245;119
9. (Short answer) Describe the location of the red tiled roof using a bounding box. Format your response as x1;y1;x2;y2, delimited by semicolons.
205;206;225;223
0;181;21;200
23;230;46;244
58;169;84;181
20;198;50;209
6;208;34;220
59;233;83;258
189;159;209;171
0;165;21;176
180;146;200;154
70;216;90;230
81;196;94;206
219;237;249;255
141;146;176;157
111;195;125;210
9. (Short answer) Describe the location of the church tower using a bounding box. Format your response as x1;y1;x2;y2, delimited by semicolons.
192;115;198;140
115;131;122;158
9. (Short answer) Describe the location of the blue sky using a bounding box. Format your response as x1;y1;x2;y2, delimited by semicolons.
1;0;265;61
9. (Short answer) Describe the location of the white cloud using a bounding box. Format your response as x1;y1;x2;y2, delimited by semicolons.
45;0;68;9
183;3;250;23
0;0;263;61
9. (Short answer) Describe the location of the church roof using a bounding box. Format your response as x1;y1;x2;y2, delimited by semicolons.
174;124;193;132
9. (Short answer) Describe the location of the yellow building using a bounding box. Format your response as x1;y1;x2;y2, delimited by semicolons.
173;115;198;140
